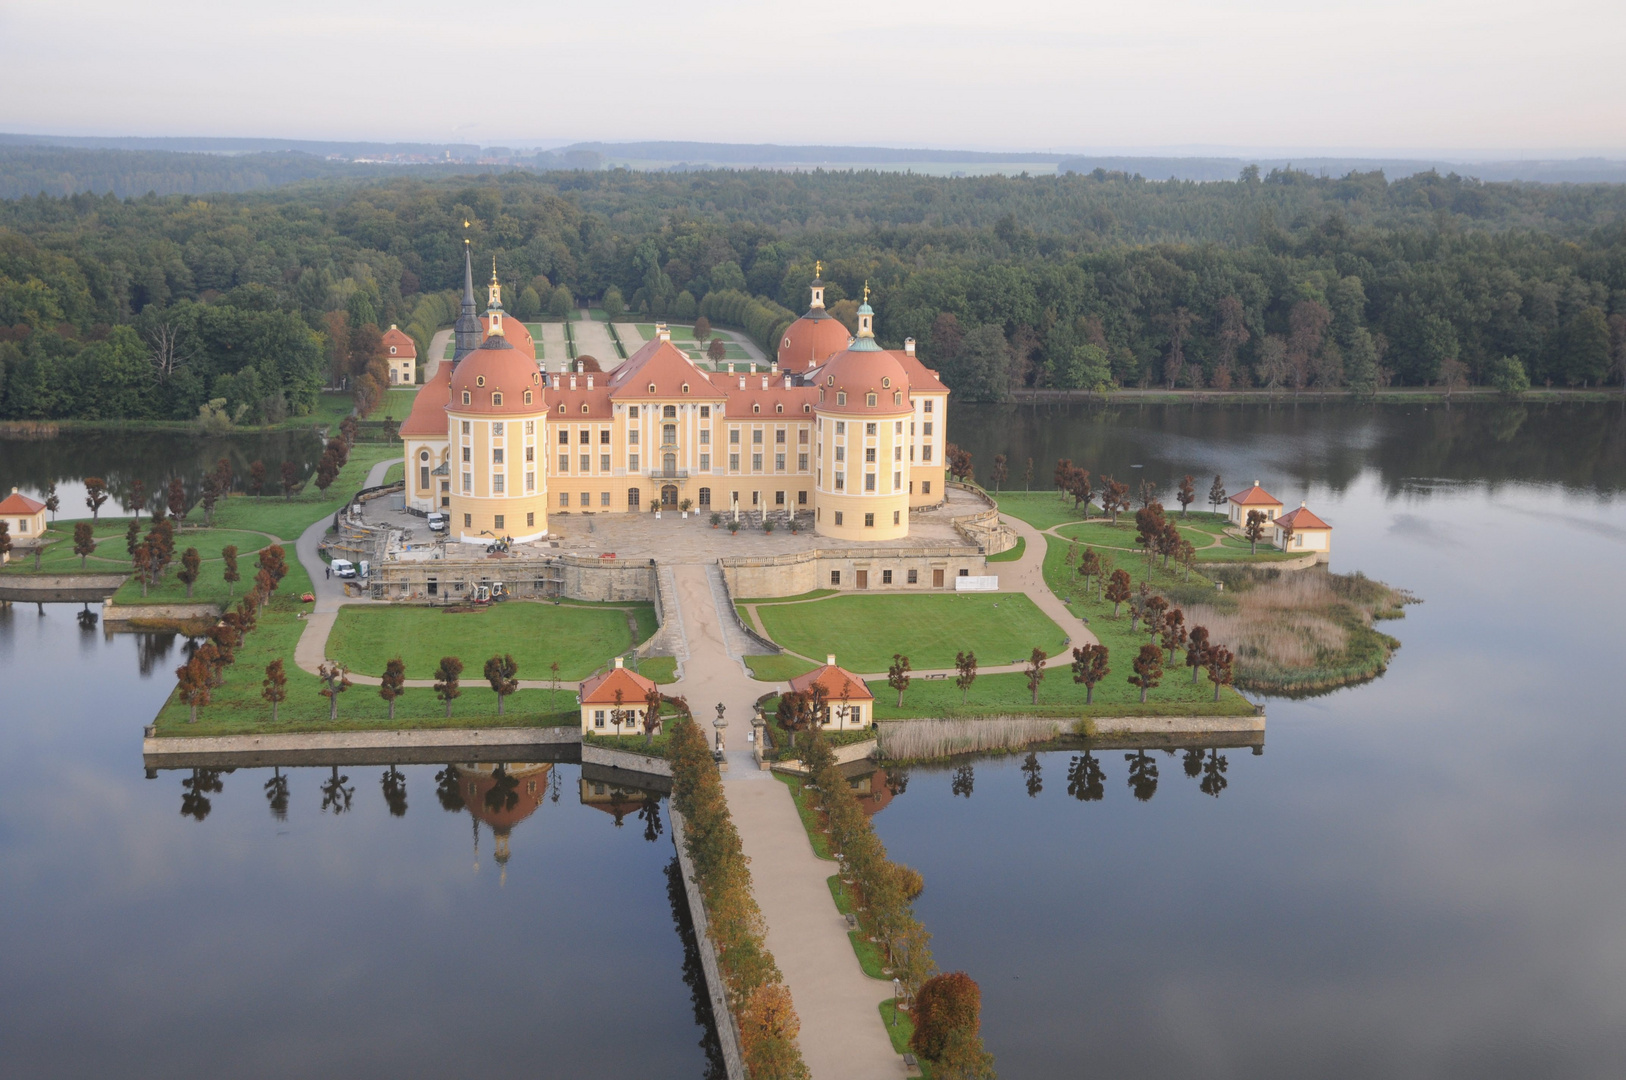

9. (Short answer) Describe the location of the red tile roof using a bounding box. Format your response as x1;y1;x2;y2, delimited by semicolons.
580;664;658;705
1230;483;1282;506
382;325;417;357
1276;505;1330;530
814;349;914;416
609;338;727;400
546;381;615;419
483;314;535;360
789;661;874;701
894;351;947;393
399;364;452;437
449;340;546;417
0;489;45;515
777;311;852;372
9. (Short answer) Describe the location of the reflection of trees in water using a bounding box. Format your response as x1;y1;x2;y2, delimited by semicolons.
951;763;975;798
380;766;408;817
263;767;289;820
1125;751;1159;802
483;764;519;815
550;767;561;803
76;603;98;633
1021;752;1043;797
664;855;728;1080
1183;748;1205;779
639;794;664;843
434;765;465;811
1066;753;1105;801
319;765;354;814
135;631;176;677
1199;749;1229;798
180;768;227;821
885;766;910;796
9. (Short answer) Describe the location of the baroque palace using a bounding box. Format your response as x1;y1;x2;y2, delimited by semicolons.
400;248;950;544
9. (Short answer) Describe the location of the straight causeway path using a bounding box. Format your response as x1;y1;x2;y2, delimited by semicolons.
668;563;904;1080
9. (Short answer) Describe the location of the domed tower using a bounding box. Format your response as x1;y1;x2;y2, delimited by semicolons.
777;262;853;372
812;290;913;541
446;302;549;543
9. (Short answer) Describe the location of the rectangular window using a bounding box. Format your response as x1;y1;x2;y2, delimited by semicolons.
864;513;875;527
525;420;535;435
865;473;876;491
601;491;610;506
730;429;740;444
752;429;763;444
751;490;759;506
580;454;590;472
560;492;569;507
798;453;808;471
729;453;740;471
798;490;807;505
749;453;761;471
922;446;933;462
775;429;786;444
924;400;934;413
629;430;639;444
922;481;932;494
866;423;877;436
700;453;711;471
836;421;845;435
865;447;876;462
830;570;841;585
493;449;504;464
494;514;504;529
628;406;639;418
894;445;902;461
420;466;430;490
894;510;901;525
835;446;845;462
527;512;535;527
559;430;570;444
579;429;590;444
775;453;786;471
834;512;843;526
923;422;933;436
798;429;809;444
629;454;639;472
600;429;610;444
700;406;710;418
462;446;471;462
463;513;471;527
580;492;590;506
525;446;534;462
594;710;606;728
493;422;504;436
559;454;569;472
493;475;504;493
882;570;893;585
700;429;710;444
894;471;902;489
908;569;918;584
462;420;471;434
600;454;611;471
775;490;785;505
462;473;471;493
835;472;845;491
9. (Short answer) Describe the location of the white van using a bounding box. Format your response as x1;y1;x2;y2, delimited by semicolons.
427;512;448;533
330;558;357;579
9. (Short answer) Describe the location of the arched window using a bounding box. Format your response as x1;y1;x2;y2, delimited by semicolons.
558;404;565;414
581;404;589;414
648;383;657;393
753;403;761;414
803;404;812;413
776;403;784;413
462;391;472;405
524;390;532;405
894;391;903;405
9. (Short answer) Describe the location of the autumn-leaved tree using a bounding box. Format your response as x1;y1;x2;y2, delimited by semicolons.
1078;547;1101;596
1105;569;1132;616
888;653;912;707
261;659;287;722
167;476;187;520
912;972;990;1069
990;454;1008;492
1277;516;1295;552
1130;643;1164;703
379;658;406;721
73;521;95;569
1025;647;1046;705
46;481;60;520
1071;643;1110;705
175;547;200;598
280;460;300;500
1244;509;1267;554
175;652;212;723
642;685;663;747
484;653;519;716
221;544;239;596
776;689;813;749
317;661;351;722
434;656;463;718
1208;475;1227;513
954;650;977;705
1161;607;1187;663
1177;474;1196;516
1135;502;1167;572
1186;625;1211;683
84;477;109;520
1101;476;1130;524
1206;645;1236;701
248;460;266;498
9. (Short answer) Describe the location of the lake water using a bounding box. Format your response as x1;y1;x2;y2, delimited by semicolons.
4;400;1625;1078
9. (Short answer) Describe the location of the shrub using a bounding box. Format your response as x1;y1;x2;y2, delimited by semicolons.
912;971;984;1064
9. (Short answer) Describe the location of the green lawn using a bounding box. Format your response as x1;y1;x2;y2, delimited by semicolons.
754;592;1067;673
992;491;1097;530
987;536;1026;563
2;518;148;574
634;656;678;684
739;588;839;604
879;1001;926;1076
307;391;355;429
743;654;820;682
210;444;398;539
109;528;280;605
378;388;417;418
382;462;404;485
775;773;834;860
871;668;1257;719
325;601;656;681
829;877;890;979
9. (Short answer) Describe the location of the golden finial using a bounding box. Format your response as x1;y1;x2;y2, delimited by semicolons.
815;259;822;279
863;281;870;304
492;255;498;281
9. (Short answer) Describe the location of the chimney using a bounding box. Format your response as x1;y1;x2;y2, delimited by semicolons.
570;374;577;390
770;361;779;373
904;337;916;355
826;654;836;667
761;375;769;390
657;323;670;342
739;375;746;390
613;656;624;669
749;362;756;374
586;374;594;389
783;375;791;389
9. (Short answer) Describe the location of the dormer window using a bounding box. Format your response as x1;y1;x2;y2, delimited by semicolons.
523;390;533;405
558;403;565;414
681;384;690;394
803;404;811;413
827;375;835;386
753;404;761;414
866;393;877;407
881;377;890;388
581;404;589;414
894;391;903;405
390;346;397;355
476;376;486;387
493;393;503;406
837;392;847;406
648;383;657;394
776;403;784;414
461;391;472;405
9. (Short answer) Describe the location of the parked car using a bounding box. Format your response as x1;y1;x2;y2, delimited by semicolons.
426;512;448;533
330;558;357;579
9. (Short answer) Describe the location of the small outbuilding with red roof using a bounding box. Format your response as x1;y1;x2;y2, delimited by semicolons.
789;654;875;730
578;656;660;735
1227;481;1284;527
1273;503;1332;561
382;324;417;385
0;487;47;561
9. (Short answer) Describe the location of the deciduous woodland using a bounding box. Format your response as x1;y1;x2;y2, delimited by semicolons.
4;166;1626;420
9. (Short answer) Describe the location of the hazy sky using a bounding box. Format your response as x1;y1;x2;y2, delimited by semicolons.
3;0;1622;154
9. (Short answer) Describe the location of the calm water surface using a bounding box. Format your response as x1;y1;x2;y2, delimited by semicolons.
876;401;1626;1079
5;401;1625;1078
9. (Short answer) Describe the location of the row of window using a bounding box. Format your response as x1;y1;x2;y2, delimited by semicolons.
825;510;902;527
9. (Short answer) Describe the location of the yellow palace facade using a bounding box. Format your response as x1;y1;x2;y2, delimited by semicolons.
400;249;949;545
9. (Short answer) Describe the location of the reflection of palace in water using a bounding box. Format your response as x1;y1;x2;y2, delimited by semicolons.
460;762;552;883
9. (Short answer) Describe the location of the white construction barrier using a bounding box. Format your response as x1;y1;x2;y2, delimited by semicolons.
955;575;999;592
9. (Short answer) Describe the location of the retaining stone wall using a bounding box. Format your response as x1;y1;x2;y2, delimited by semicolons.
668;806;748;1080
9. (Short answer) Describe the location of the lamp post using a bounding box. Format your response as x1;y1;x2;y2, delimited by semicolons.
892;977;902;1025
713;702;728;751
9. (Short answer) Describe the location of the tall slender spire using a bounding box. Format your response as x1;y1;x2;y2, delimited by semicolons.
452;238;482;362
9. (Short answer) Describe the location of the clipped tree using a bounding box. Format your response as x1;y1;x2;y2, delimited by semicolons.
1186;625;1211;683
1244;509;1267;554
84;476;109;520
1025;647;1046;705
126;479;143;521
46;481;61;521
484;653;519;716
693;315;711;341
1208;475;1227;513
167;476;187;520
125;518;141;558
174;652;212;723
642;685;663;747
221;544;239;596
1277;516;1296;552
1104;568;1132;616
280;460;300;500
776;689;813;749
990;454;1008;492
248;460;266;497
1177;474;1196;516
177;547;201;598
912;971;985;1065
434;656;463;718
1161;607;1187;663
707;337;727;362
888;653;912;707
379;658;406;721
1078;547;1101;595
1135;502;1167;572
955;650;977;705
1130;643;1165;703
73;521;96;569
1101;477;1129;524
317;661;351;722
1206;645;1236;701
262;659;288;722
1071;643;1110;705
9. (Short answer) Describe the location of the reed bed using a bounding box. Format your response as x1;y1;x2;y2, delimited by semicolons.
877;716;1064;761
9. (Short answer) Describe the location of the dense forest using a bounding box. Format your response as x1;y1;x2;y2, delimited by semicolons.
2;166;1625;421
